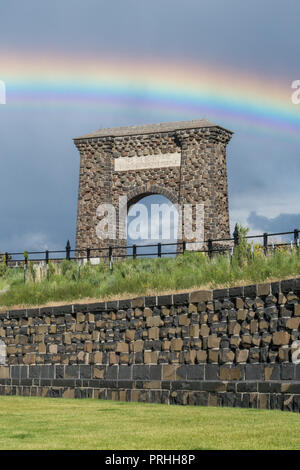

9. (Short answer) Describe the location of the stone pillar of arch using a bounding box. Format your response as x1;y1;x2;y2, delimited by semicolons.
73;120;233;258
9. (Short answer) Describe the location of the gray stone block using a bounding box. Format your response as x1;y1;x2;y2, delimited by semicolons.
119;365;132;380
186;365;204;380
205;364;219;381
80;365;92;379
105;366;118;380
213;289;229;300
65;365;79;379
149;365;162;380
133;365;150;380
245;364;264;380
281;363;295;380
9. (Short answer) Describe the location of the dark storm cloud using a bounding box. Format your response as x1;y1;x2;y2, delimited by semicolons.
248;212;300;234
227;130;300;208
1;0;299;78
0;0;300;251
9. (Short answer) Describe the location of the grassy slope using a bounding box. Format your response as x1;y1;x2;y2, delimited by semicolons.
1;248;300;308
0;396;299;450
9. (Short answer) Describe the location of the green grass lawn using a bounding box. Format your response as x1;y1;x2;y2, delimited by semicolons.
0;396;299;450
1;246;300;308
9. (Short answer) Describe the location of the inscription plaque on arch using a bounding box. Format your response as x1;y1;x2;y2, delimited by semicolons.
114;153;181;172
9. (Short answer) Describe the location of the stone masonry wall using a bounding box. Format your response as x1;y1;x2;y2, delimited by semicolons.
1;278;300;411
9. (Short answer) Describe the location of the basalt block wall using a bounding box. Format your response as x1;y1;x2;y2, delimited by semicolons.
1;278;300;411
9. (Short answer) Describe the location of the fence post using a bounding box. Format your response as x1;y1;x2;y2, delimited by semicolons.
66;240;71;260
87;248;90;262
23;252;28;284
182;240;186;254
5;252;8;266
158;243;161;258
233;224;239;247
109;247;113;273
45;250;49;265
263;232;268;255
133;244;137;260
208;239;213;259
294;229;299;247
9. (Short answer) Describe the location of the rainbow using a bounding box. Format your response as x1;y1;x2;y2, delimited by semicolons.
1;50;300;139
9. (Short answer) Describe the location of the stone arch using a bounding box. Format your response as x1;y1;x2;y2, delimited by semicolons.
74;120;233;252
126;184;179;210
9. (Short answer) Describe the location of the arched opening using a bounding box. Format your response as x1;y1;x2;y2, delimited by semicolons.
127;194;179;258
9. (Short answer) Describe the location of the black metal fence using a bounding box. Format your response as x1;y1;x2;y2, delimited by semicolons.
2;227;300;266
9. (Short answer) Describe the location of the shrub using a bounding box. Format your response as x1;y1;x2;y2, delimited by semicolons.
233;224;252;266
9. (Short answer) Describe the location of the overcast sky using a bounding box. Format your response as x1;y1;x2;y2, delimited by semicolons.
0;0;300;252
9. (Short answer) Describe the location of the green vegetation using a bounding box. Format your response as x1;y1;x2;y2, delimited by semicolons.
0;396;299;450
0;227;300;308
